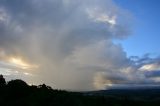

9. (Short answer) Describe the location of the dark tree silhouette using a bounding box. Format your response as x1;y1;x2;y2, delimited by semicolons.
0;75;160;106
38;84;52;90
7;79;30;98
0;75;6;87
7;79;28;88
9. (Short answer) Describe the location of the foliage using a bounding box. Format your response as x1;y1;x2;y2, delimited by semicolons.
0;75;160;106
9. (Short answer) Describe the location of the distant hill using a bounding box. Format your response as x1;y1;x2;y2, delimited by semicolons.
85;88;160;97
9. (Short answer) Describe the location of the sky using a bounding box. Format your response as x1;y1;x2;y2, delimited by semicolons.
0;0;160;91
114;0;160;57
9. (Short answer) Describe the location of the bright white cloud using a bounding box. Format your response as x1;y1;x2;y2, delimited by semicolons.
139;63;160;71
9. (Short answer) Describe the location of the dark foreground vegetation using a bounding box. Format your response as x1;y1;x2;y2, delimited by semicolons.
1;75;160;106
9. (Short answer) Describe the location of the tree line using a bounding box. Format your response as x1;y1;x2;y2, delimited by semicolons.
0;75;160;106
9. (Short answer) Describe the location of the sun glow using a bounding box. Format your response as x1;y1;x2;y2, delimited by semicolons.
9;57;38;70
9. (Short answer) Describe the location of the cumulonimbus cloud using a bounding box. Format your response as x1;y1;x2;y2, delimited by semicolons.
0;0;160;91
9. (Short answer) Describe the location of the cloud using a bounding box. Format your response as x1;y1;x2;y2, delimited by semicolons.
93;56;160;90
0;0;159;91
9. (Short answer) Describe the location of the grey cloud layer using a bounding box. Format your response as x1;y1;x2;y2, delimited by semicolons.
0;0;160;91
